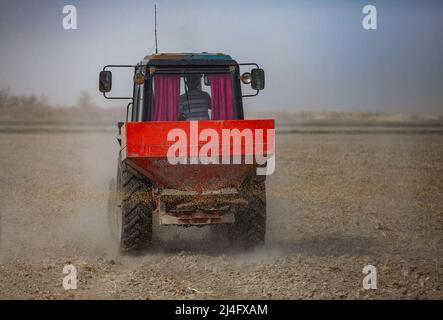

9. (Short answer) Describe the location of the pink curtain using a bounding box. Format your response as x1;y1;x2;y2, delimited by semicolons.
151;75;180;121
208;74;234;120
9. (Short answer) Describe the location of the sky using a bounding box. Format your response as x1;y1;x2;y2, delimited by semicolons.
0;0;442;112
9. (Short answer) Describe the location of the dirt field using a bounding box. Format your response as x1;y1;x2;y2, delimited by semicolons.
0;126;442;299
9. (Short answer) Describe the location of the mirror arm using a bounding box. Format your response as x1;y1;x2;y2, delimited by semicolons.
103;92;133;100
126;102;133;122
242;90;260;98
101;64;139;100
239;62;260;68
103;64;135;71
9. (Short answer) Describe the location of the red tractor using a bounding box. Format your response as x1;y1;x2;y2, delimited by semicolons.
99;53;274;252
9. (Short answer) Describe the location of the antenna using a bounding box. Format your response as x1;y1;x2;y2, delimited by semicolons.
154;4;158;54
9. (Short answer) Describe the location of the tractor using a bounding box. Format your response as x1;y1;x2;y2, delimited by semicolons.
99;53;274;252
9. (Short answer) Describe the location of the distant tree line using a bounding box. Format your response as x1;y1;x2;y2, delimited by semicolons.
0;89;124;123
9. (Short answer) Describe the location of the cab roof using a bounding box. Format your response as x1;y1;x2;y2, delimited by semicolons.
141;52;237;66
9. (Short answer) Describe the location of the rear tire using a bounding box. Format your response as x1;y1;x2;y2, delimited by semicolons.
113;160;154;253
229;181;267;249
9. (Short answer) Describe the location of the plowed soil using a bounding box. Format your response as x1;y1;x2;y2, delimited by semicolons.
0;127;441;299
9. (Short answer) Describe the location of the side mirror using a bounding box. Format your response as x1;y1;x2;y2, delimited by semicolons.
99;71;112;93
251;68;265;90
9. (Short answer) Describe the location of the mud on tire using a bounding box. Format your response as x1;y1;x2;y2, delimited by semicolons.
116;160;154;253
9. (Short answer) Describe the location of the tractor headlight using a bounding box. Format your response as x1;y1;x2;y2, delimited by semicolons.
240;72;252;85
133;72;145;85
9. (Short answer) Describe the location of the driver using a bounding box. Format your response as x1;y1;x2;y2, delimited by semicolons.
179;74;211;120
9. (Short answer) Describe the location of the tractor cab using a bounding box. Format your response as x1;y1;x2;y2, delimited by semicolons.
99;53;265;122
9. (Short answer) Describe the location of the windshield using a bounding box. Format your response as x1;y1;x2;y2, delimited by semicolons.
150;71;237;121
